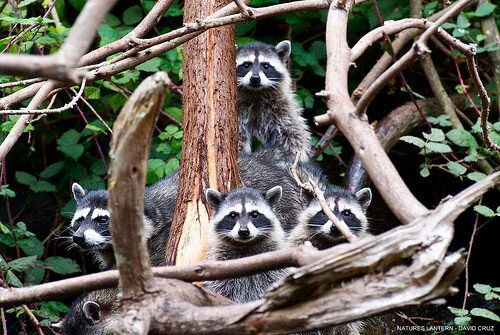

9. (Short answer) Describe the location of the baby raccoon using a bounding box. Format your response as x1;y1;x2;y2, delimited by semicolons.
69;172;178;269
237;40;312;160
289;187;372;250
203;186;289;303
61;288;118;335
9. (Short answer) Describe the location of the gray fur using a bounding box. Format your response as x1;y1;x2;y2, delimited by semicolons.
204;187;289;303
68;149;325;269
289;186;372;250
236;40;312;160
68;172;178;269
62;288;118;335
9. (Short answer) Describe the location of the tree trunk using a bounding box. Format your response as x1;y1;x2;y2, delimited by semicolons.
165;0;239;265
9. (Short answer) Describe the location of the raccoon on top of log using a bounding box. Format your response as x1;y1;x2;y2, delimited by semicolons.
236;40;312;161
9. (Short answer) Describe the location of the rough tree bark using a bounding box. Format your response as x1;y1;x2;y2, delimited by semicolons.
165;0;240;265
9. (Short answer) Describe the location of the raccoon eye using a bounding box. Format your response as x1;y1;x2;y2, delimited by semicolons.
96;216;109;225
250;211;260;219
261;63;270;70
341;209;352;217
228;212;238;219
242;62;251;69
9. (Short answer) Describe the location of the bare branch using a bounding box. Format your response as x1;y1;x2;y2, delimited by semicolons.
108;73;172;301
0;245;316;306
0;0;118;82
319;0;428;224
0;78;86;115
353;0;475;116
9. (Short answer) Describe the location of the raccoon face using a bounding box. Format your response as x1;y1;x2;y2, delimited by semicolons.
236;40;291;90
70;183;112;251
300;188;372;243
205;186;283;244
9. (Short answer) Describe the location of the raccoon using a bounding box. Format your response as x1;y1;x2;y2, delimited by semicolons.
69;172;178;269
289;187;372;250
203;186;289;303
237;40;312;160
61;288;118;335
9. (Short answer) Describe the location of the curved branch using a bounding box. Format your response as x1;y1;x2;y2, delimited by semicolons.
353;0;475;116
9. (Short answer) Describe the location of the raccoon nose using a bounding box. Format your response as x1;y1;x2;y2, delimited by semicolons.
73;235;85;244
250;75;261;85
330;225;340;237
238;227;250;237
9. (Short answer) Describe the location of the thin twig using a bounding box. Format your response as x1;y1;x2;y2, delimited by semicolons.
0;78;44;89
21;305;44;335
466;55;499;152
311;124;337;159
462;197;481;310
289;153;357;242
233;0;254;18
70;87;113;134
0;79;86;115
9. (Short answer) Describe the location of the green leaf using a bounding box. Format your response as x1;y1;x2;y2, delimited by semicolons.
44;257;81;275
165;107;182;123
40;161;65;179
446;128;478;149
35;36;57;46
97;24;118;47
146;159;165;184
65;160;87;180
447;161;467;176
85;124;107;134
420;167;430;178
91;161;107;176
123;5;143;25
105;14;121;27
470;308;500;321
467;172;486;182
1;116;34;133
422;128;445;142
448;306;469;317
18;237;44;257
164;158;180;175
165;125;179;135
456;12;470;29
136;58;162;72
6;270;23;288
425;142;452;153
400;136;425;148
454;316;471;327
18;0;38;7
474;3;497;17
84;86;100;100
474;205;495;217
15;171;37;186
40;301;69;314
31;180;56;193
0;254;8;270
0;185;16;198
0;222;10;234
8;255;38;272
57;142;84;161
25;266;45;286
473;283;492;295
485;292;500;301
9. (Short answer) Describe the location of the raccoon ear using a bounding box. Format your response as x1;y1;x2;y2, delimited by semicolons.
355;188;372;210
72;183;86;203
83;301;101;324
265;186;282;207
205;188;223;209
275;40;291;62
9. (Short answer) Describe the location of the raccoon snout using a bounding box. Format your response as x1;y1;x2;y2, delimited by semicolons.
238;227;251;238
249;75;261;86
